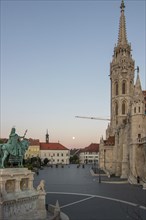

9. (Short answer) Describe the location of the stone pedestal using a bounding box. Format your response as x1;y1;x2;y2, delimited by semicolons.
0;168;47;220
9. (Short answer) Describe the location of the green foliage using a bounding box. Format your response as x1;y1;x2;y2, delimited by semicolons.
24;156;41;170
43;158;49;165
70;154;79;164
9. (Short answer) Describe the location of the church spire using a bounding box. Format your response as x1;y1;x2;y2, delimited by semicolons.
134;67;143;99
117;0;128;46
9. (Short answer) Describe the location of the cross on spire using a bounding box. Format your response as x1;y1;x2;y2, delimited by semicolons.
120;0;125;12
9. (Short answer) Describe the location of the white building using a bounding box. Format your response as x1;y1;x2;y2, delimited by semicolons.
40;142;70;165
79;143;99;164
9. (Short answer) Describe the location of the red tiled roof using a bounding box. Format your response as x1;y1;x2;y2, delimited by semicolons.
104;136;115;146
29;138;40;145
40;142;69;150
81;143;99;153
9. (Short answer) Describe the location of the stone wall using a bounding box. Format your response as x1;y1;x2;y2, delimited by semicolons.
0;168;47;220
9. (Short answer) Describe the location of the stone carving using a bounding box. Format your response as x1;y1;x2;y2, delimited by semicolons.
0;168;47;219
20;178;29;191
5;180;15;193
37;180;45;192
0;127;29;168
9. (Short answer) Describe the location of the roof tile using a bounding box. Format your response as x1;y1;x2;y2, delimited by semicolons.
40;142;69;150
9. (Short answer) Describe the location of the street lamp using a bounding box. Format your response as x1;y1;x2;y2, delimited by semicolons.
99;167;101;183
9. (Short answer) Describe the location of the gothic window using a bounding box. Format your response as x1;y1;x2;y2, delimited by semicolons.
134;107;136;113
122;101;126;114
122;80;126;94
139;107;140;113
115;82;118;95
115;102;118;115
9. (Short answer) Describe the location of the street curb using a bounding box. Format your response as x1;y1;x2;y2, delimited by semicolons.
90;169;129;184
101;180;129;184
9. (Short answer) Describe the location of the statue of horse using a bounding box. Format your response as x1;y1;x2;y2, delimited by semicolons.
0;139;29;168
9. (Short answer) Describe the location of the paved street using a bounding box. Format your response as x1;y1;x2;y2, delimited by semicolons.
33;165;146;220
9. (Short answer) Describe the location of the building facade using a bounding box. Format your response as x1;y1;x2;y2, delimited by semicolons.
25;139;40;159
39;131;70;164
40;142;70;164
99;0;146;186
79;143;99;164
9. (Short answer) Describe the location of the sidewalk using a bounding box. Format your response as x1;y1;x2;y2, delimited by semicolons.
90;168;128;184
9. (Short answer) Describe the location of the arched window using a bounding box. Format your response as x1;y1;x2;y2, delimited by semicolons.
122;80;126;94
115;82;118;96
134;107;136;113
122;101;126;114
115;102;118;115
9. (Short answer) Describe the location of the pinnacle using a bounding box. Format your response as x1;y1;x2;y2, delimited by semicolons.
117;0;128;46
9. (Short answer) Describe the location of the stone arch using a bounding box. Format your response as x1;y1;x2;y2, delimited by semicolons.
122;80;127;94
121;100;127;115
114;81;119;96
115;101;118;116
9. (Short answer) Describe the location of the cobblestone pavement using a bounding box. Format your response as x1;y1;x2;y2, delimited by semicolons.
33;165;146;220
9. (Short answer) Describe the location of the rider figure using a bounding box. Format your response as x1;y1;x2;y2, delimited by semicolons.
8;127;24;156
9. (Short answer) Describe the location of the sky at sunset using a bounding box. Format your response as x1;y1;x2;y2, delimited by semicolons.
1;0;145;149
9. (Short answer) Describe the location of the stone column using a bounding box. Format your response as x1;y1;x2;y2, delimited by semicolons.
0;192;4;220
15;178;21;192
28;177;34;190
115;143;121;176
132;144;137;177
0;180;6;194
121;144;129;178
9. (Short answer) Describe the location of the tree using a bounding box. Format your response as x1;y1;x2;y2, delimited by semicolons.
70;154;79;164
43;158;49;165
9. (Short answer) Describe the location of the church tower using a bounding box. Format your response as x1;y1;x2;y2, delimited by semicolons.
109;0;135;134
100;0;146;184
46;129;49;143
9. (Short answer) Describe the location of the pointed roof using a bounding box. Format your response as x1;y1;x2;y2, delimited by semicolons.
134;72;143;99
117;0;128;46
135;73;142;91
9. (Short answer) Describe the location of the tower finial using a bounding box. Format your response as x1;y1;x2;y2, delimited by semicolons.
120;0;125;12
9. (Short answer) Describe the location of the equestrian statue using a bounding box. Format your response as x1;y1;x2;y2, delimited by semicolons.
0;128;29;168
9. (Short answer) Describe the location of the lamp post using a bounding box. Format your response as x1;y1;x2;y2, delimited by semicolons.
99;167;101;183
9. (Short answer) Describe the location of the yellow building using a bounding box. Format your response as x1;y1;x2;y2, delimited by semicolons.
25;139;40;159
